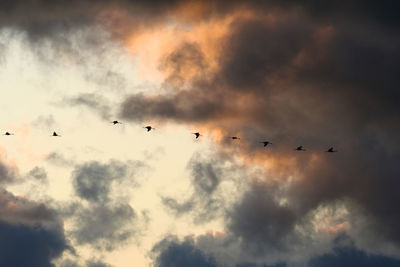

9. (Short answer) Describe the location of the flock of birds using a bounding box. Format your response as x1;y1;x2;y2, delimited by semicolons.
2;120;338;153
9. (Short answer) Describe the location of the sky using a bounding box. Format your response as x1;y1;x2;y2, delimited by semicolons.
0;1;399;266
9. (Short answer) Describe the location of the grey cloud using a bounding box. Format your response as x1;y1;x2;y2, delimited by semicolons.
72;203;136;251
86;258;113;267
72;160;143;204
161;197;194;216
64;160;147;251
65;93;113;121
59;259;80;267
189;157;221;194
121;6;400;258
309;234;400;267
227;181;297;252
0;189;68;267
0;160;17;184
27;166;48;181
161;152;236;224
31;114;57;130
46;152;75;167
152;236;218;267
0;1;399;40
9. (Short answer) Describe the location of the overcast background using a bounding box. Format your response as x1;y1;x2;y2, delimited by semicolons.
0;1;399;266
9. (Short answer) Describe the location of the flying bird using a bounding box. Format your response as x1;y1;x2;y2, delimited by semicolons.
52;131;61;137
144;126;155;132
231;136;240;140
111;120;122;125
295;146;305;151
260;141;272;147
326;147;338;152
4;132;14;136
193;132;201;139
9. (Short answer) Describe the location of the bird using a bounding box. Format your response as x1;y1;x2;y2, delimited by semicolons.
295;146;305;151
4;132;14;136
231;136;240;140
326;147;338;152
52;131;61;137
260;141;272;147
144;126;155;132
193;132;201;139
111;120;122;125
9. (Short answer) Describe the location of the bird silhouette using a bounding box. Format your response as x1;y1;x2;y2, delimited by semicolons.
111;120;122;125
326;147;338;152
52;131;61;137
193;132;201;139
295;146;305;151
231;136;240;140
260;141;272;147
4;132;14;136
144;126;155;132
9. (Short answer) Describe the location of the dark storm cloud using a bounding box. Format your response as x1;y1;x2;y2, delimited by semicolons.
309;234;400;267
0;221;67;267
152;236;218;267
121;42;227;123
227;181;297;251
0;1;399;39
309;246;400;267
121;0;400;248
119;2;400;265
0;189;69;267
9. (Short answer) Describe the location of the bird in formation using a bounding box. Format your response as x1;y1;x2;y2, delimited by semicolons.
260;141;272;147
53;121;337;153
326;147;337;152
193;132;201;139
144;126;155;132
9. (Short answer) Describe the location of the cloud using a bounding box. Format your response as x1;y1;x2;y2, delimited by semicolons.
152;236;218;267
0;189;68;267
27;166;48;182
161;151;241;224
227;181;297;252
309;234;400;267
71;203;136;251
0;160;16;184
86;258;113;267
64;160;147;251
64;93;113;121
119;2;400;260
71;160;143;204
31;115;57;130
46;152;75;167
1;0;400;265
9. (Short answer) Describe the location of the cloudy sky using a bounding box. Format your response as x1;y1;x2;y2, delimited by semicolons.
0;1;400;266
